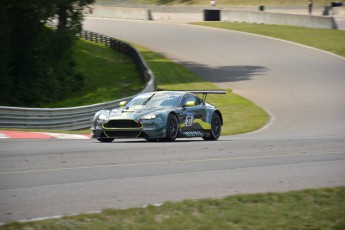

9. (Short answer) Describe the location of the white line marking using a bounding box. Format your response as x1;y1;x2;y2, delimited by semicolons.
0;152;343;175
0;134;9;139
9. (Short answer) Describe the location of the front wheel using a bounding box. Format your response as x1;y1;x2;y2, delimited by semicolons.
97;137;114;142
203;113;221;141
96;132;114;142
163;114;179;142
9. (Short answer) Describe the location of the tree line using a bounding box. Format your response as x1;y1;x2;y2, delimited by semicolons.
0;0;94;107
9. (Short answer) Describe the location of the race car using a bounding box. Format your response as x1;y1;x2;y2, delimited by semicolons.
91;90;226;142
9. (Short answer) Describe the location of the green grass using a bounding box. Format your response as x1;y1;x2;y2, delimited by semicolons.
98;0;327;6
192;22;345;58
134;45;269;135
1;187;344;229
44;39;145;108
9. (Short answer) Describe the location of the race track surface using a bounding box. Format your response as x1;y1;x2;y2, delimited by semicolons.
0;19;344;223
83;19;345;139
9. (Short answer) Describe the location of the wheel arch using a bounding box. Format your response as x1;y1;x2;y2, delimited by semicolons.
214;110;223;125
169;111;179;118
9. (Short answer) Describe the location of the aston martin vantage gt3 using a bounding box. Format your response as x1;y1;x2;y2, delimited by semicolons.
91;90;226;142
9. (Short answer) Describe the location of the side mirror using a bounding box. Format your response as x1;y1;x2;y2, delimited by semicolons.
185;101;196;107
119;101;127;107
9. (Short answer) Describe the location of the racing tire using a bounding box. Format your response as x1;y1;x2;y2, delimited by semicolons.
203;113;221;141
163;114;179;142
97;132;114;142
97;137;114;142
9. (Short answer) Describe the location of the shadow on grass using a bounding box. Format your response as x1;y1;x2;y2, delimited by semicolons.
179;61;269;83
139;48;269;86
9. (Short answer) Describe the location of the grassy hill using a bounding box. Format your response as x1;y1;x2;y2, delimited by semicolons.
44;39;145;108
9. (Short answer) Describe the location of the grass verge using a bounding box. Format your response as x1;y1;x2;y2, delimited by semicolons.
192;22;345;58
44;39;145;108
1;187;344;229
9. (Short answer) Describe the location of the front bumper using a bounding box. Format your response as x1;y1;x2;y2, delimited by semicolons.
91;119;167;139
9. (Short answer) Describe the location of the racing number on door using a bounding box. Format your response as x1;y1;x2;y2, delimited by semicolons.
185;114;194;127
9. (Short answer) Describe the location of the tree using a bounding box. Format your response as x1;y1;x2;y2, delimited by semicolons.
0;0;94;107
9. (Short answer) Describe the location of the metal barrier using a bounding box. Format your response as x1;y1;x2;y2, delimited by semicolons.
0;30;155;130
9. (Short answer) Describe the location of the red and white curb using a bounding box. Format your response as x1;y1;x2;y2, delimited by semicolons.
0;131;91;139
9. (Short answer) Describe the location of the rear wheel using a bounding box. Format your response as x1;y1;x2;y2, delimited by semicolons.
163;114;179;142
203;113;221;141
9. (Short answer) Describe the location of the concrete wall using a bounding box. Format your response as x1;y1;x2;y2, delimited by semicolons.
221;10;338;29
86;6;151;20
333;7;345;15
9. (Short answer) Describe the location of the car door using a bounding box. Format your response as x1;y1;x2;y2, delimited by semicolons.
178;94;207;137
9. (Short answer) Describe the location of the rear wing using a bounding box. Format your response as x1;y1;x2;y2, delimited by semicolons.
173;90;227;101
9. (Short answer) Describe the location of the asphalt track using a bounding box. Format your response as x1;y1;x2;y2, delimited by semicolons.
1;19;344;223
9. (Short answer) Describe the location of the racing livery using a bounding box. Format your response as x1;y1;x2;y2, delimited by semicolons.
91;90;226;142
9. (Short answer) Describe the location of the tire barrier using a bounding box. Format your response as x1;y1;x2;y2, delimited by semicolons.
204;9;220;21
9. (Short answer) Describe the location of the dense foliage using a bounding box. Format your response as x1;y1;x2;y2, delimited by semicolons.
0;0;94;107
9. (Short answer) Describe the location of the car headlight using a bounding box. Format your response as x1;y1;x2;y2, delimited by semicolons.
141;113;159;120
98;113;108;121
93;110;109;122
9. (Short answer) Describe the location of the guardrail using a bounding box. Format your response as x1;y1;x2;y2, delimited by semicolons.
0;30;155;130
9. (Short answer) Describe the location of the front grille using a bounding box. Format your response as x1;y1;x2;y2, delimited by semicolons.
103;119;141;129
104;130;141;138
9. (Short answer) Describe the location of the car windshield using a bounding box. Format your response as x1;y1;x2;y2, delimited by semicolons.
126;93;181;107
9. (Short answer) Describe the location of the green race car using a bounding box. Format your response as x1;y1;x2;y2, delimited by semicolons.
91;90;226;142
